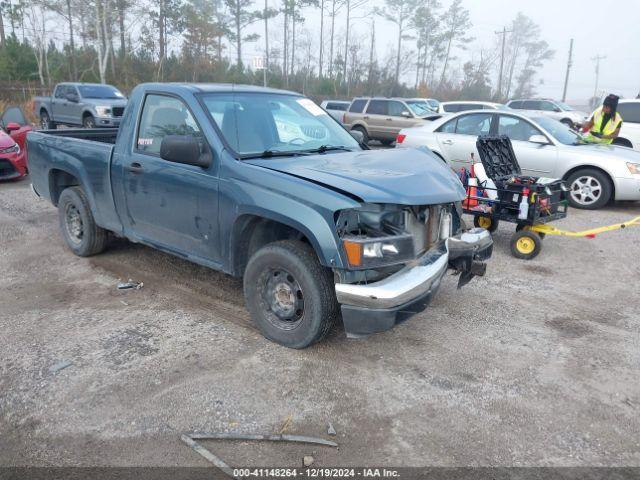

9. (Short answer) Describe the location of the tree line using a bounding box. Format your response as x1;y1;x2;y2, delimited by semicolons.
0;0;554;101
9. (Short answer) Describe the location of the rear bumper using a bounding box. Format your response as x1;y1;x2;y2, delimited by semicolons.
336;228;493;337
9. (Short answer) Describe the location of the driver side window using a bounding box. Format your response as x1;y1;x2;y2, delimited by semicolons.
497;115;542;142
388;101;408;117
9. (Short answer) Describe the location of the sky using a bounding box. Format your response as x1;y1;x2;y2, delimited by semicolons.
245;0;640;104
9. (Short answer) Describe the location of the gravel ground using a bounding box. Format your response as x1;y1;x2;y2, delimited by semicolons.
1;176;639;468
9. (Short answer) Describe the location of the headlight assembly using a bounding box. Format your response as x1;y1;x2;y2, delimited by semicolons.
95;106;112;116
342;234;415;268
627;162;640;175
0;143;20;154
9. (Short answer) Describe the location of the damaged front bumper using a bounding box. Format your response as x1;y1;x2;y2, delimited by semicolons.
335;228;493;337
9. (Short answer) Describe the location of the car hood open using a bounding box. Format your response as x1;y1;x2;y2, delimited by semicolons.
246;147;466;205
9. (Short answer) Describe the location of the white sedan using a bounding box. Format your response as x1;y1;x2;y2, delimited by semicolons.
396;110;640;209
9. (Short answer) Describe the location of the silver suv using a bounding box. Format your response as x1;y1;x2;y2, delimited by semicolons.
343;97;433;145
506;99;588;129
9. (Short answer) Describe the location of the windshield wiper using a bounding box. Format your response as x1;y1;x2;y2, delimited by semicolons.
240;149;313;160
303;145;354;154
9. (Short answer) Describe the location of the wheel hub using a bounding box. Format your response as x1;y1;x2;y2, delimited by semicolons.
571;176;601;205
263;269;304;325
517;237;535;254
65;204;83;242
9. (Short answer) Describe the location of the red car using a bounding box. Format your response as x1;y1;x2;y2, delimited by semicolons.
0;107;32;180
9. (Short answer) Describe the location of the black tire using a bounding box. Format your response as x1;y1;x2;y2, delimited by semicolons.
516;223;545;239
351;126;369;145
510;230;542;260
565;168;612;210
40;110;55;130
473;215;499;233
83;114;96;128
58;186;108;256
243;239;338;349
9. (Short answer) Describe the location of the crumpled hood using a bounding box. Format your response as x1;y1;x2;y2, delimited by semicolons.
246;147;466;205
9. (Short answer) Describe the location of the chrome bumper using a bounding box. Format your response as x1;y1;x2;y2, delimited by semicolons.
335;228;492;310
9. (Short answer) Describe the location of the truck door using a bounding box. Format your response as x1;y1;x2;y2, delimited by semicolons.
66;85;83;125
120;93;221;264
51;85;68;123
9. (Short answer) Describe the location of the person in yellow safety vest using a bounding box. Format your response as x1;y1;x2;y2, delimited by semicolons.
581;94;623;144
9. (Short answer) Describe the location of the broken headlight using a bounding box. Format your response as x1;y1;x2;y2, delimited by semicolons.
336;203;438;269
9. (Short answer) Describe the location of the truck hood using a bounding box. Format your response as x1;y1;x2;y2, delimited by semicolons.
245;147;466;205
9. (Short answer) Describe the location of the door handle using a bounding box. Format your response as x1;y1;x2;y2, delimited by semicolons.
442;139;453;145
127;162;144;174
363;116;369;120
385;117;393;121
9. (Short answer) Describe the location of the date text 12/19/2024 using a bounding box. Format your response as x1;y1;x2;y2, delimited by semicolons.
233;468;400;478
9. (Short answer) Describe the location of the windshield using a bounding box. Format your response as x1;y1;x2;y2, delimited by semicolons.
427;99;439;109
556;101;573;111
201;92;361;157
533;116;582;145
78;85;125;99
406;100;434;116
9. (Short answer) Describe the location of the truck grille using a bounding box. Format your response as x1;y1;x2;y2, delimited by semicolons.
112;107;125;117
404;205;446;255
0;158;16;178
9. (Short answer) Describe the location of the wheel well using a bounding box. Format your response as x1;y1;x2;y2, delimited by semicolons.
40;108;48;117
431;151;446;163
563;165;615;198
231;215;312;277
613;137;633;148
49;169;80;206
82;111;94;119
351;124;367;133
560;118;572;124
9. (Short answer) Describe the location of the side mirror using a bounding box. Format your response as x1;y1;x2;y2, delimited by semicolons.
349;129;364;144
401;111;412;118
553;107;562;112
67;94;79;103
160;135;211;168
528;134;550;145
5;122;21;132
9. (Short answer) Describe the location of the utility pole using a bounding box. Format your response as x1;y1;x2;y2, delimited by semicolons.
495;27;512;101
561;38;573;102
263;0;268;87
591;54;606;103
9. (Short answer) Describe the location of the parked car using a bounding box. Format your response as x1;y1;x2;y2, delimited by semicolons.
343;97;439;144
27;83;492;348
1;106;32;154
414;98;440;111
396;109;640;210
320;100;351;121
506;99;588;130
614;99;640;149
0;130;27;181
34;82;127;129
438;101;505;113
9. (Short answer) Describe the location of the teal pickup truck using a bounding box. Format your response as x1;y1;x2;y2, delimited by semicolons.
27;83;492;348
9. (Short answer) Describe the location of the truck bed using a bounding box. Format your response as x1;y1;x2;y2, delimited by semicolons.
27;128;122;233
37;128;119;144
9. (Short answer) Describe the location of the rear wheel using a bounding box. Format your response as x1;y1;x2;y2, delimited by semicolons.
58;186;108;256
510;230;542;260
474;215;499;233
566;168;612;210
40;110;55;130
243;240;338;349
351;126;369;145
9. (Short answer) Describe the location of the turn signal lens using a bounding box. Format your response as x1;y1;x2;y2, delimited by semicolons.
396;134;406;144
627;162;640;175
343;240;362;266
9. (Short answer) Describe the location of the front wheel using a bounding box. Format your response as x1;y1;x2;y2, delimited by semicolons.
83;115;96;128
566;168;612;210
58;186;108;256
243;240;338;348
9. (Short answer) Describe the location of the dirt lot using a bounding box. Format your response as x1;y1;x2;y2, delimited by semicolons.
1;176;639;468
